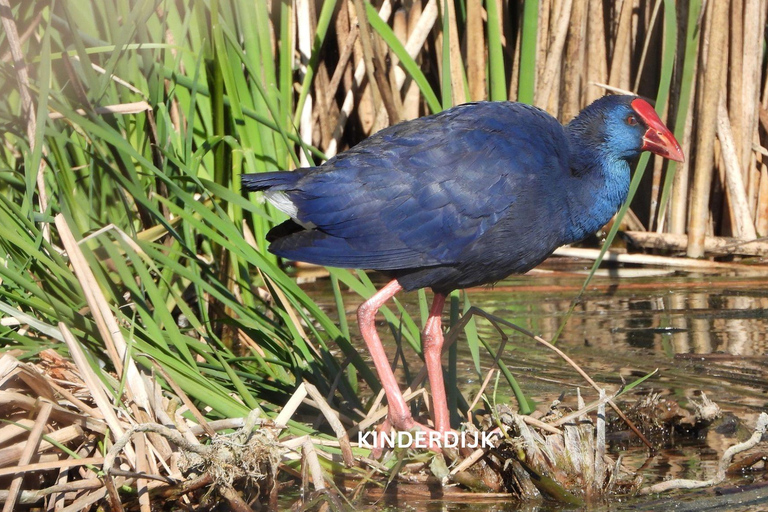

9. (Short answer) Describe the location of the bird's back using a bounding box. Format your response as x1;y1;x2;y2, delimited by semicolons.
248;102;575;292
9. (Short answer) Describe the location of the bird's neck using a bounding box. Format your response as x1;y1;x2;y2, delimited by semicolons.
563;144;631;244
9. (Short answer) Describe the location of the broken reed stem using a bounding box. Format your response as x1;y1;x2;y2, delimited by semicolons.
303;382;355;466
301;440;326;491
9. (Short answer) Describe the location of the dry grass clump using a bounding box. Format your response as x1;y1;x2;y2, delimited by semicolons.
0;351;287;511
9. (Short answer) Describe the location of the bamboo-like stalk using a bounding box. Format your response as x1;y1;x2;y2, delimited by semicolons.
444;0;467;104
608;0;633;91
296;0;314;167
756;163;768;235
403;1;423;119
729;0;745;173
742;0;763;206
585;0;607;103
666;0;702;235
624;231;768;256
535;0;573;110
562;0;586;121
688;0;729;257
466;0;485;101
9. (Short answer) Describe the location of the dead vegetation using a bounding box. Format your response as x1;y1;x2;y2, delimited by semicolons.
2;335;766;511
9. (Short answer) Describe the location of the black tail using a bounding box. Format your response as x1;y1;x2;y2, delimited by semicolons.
241;171;298;192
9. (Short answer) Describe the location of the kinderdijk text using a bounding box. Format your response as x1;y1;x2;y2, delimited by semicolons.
358;429;495;450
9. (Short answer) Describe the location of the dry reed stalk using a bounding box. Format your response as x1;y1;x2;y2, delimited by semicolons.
466;0;486;101
744;0;768;218
0;425;83;469
274;383;308;427
296;0;313;167
717;98;757;239
562;0;586;121
57;322;136;466
536;0;573;111
757;164;768;235
585;0;608;103
444;0;467;104
1;401;52;512
0;457;103;479
624;230;768;256
729;0;745;170
329;2;355;107
399;0;438;89
608;0;633;91
371;14;403;125
632;0;661;93
688;0;729;257
326;2;406;157
54;216;150;411
403;1;423;119
0;0;49;241
537;0;551;93
668;61;698;234
392;8;409;106
313;30;337;147
352;0;385;121
637;1;663;227
742;0;764;201
0;419;35;446
553;246;757;270
507;0;521;101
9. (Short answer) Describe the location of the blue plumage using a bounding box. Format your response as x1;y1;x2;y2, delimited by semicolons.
243;96;683;294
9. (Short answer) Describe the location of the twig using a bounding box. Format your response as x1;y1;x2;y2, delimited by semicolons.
467;368;495;424
302;440;326;491
275;382;309;428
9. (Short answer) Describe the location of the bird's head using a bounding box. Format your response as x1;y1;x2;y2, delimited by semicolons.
567;95;684;164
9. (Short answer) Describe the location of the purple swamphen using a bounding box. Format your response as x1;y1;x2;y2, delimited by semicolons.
242;95;684;439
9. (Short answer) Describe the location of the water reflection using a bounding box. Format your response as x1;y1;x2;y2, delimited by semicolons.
301;265;768;509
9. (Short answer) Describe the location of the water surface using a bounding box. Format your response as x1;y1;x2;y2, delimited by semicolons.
302;261;768;510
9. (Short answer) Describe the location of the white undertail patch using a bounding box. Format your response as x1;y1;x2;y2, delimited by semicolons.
264;191;316;228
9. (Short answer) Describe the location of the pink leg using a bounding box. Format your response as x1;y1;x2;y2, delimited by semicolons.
357;280;415;431
422;293;449;433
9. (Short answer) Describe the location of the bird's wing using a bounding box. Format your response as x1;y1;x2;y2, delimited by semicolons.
270;102;570;270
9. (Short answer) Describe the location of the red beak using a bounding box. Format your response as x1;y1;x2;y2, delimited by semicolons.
631;98;685;163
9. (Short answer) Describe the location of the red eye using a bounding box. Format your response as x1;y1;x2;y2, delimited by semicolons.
626;114;638;126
